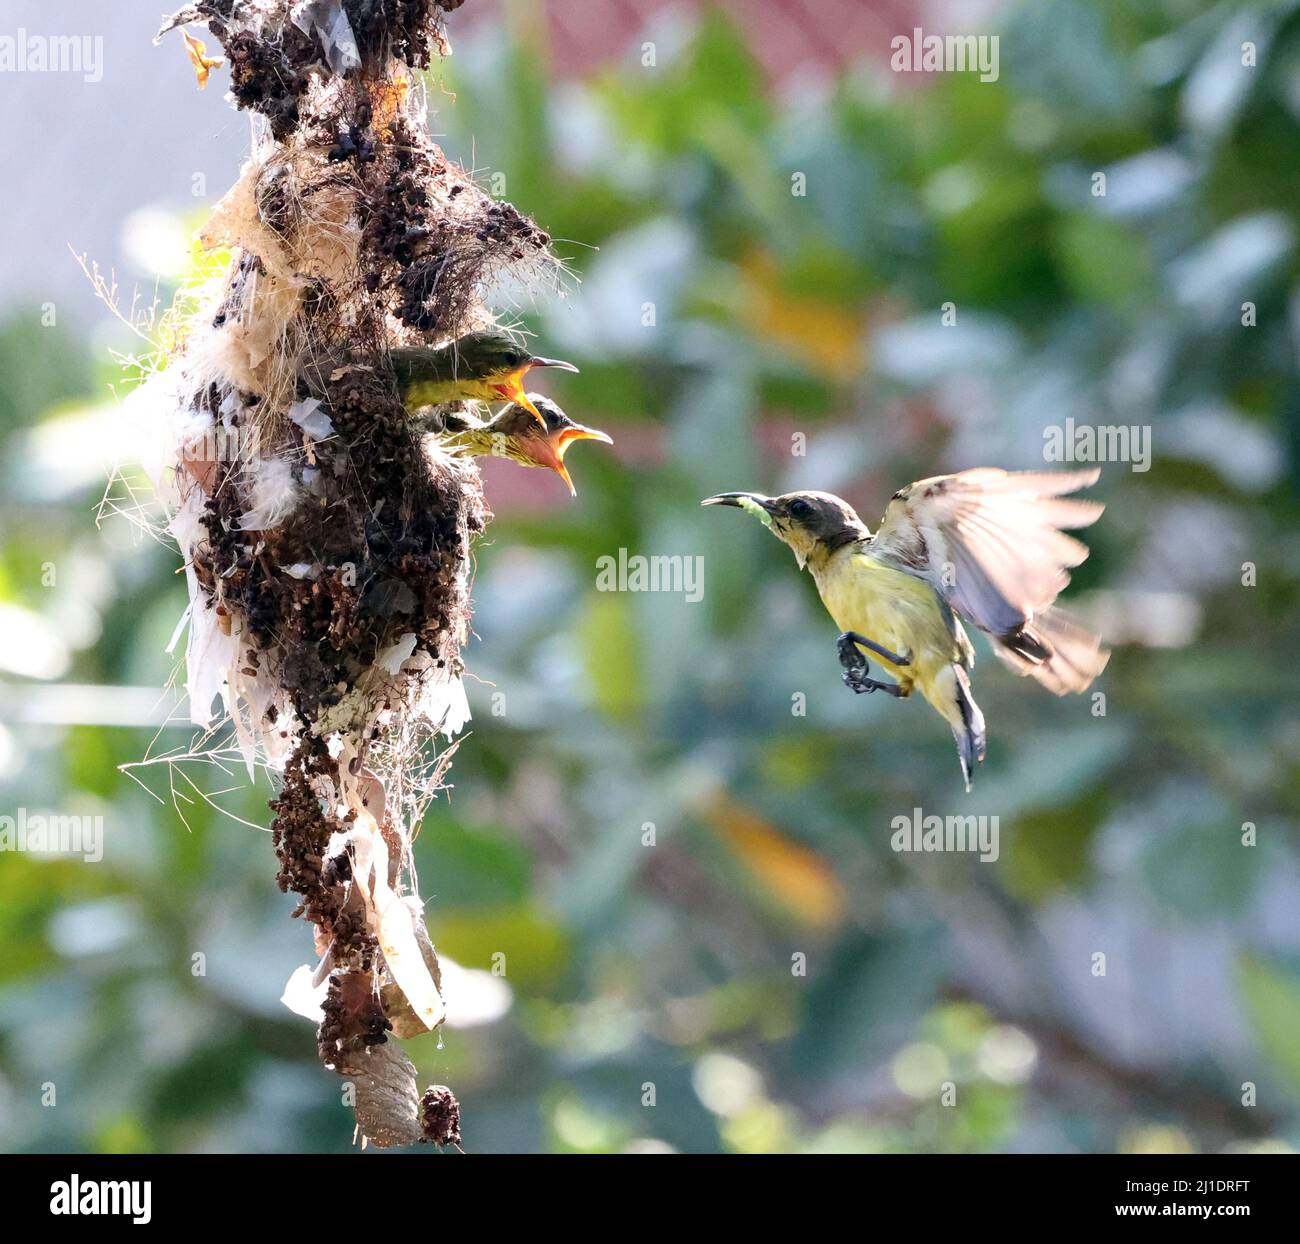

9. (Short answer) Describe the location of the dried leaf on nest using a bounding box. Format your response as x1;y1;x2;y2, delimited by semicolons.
347;812;445;1031
370;73;411;138
182;30;223;88
380;913;445;1039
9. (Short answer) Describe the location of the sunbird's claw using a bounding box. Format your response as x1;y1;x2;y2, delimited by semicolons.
836;632;869;673
838;632;908;696
842;667;871;692
842;667;907;697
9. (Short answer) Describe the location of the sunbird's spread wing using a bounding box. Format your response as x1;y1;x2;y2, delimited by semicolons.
869;468;1108;693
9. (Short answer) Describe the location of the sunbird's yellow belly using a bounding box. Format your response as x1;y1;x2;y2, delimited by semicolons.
813;550;961;686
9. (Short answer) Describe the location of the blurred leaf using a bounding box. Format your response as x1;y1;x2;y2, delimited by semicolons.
1057;213;1155;308
1005;0;1142;120
1002;789;1107;900
575;588;641;718
1141;819;1256;920
1237;954;1300;1099
433;905;569;989
790;926;947;1080
702;792;846;928
734;250;865;381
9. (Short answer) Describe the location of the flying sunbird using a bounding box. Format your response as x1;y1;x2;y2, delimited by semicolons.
703;469;1108;790
426;394;612;495
390;333;579;426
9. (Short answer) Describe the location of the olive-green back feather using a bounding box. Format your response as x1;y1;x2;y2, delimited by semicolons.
390;334;525;397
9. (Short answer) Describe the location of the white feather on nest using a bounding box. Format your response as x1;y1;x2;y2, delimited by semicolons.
237;456;300;530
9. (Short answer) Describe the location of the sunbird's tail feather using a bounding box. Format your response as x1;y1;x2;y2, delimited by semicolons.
950;664;986;793
922;663;986;792
993;605;1109;696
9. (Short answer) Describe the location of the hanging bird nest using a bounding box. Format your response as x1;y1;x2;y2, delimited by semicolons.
129;0;558;1148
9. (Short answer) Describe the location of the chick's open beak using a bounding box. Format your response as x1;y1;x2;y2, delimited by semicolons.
556;423;613;453
527;421;613;497
493;373;546;427
493;357;579;427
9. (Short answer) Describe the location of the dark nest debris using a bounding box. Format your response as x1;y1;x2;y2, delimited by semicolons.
133;0;558;1148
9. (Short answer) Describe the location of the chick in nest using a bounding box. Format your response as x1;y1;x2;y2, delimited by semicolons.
390;332;578;426
425;394;612;496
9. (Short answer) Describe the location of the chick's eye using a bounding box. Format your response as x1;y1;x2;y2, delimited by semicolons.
789;498;812;519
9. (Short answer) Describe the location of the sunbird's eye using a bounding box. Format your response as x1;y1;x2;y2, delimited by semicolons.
788;498;812;520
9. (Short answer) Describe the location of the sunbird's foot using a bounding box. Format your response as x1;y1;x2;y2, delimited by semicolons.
842;666;908;697
837;631;869;676
837;630;911;669
837;632;908;696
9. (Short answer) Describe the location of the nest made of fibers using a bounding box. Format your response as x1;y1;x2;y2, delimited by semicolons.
127;0;556;1147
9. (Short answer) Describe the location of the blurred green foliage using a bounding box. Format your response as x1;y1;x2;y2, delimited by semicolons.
1;0;1299;1153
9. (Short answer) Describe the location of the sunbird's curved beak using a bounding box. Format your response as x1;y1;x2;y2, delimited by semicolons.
531;420;613;497
701;492;774;509
701;492;777;527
